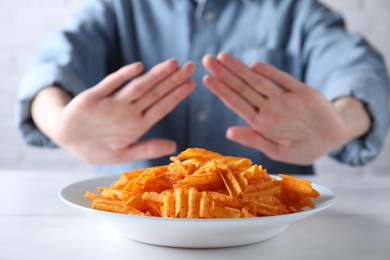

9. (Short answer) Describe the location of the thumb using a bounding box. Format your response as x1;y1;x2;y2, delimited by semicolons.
118;139;177;163
226;126;276;155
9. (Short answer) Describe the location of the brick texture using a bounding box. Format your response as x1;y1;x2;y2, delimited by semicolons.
0;0;389;176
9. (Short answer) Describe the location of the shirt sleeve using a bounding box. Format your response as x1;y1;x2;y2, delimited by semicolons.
16;0;117;147
301;1;390;166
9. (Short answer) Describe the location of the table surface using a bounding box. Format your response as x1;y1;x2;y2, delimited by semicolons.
1;169;390;260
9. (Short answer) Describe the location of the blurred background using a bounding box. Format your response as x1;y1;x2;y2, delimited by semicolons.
0;0;389;176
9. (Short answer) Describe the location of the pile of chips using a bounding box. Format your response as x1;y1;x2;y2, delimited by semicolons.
85;148;320;218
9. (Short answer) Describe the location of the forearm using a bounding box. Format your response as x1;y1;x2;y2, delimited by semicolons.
31;86;72;142
332;97;372;142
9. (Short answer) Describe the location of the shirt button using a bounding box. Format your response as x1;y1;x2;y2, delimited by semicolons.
205;12;216;22
197;111;207;122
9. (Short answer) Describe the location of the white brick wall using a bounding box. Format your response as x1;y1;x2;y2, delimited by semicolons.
0;0;89;172
0;0;389;176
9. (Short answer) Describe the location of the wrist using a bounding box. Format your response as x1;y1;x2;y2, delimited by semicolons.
332;97;371;142
31;86;72;144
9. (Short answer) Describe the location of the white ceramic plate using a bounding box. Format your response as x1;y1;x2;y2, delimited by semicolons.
59;175;336;248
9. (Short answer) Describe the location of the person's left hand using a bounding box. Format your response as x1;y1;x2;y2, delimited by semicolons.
202;52;353;165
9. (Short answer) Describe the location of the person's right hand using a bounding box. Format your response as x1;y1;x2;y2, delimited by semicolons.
33;59;195;164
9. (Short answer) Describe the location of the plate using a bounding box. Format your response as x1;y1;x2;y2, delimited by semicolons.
59;175;336;248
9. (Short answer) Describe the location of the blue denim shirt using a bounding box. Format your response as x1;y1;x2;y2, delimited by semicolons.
17;0;390;174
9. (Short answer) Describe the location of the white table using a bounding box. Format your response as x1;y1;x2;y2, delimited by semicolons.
1;169;390;260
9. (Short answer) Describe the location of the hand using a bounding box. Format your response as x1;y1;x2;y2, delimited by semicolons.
202;52;368;165
32;59;195;164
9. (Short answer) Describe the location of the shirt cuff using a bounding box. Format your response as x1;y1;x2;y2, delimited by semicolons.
16;63;86;147
322;74;390;166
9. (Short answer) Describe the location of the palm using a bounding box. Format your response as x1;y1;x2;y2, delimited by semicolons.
249;87;348;164
54;60;195;164
203;53;350;165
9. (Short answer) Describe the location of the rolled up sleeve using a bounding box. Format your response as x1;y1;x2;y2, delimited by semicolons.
301;2;390;166
16;0;117;147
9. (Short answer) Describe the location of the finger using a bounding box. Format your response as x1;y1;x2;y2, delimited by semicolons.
217;52;282;97
202;54;262;107
136;62;195;112
226;126;277;157
90;62;144;97
252;62;303;92
115;58;179;102
203;75;260;126
143;80;195;126
118;139;177;162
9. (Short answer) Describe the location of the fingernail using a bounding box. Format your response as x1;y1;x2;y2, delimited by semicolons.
166;58;178;68
170;142;177;152
135;61;144;68
202;55;211;65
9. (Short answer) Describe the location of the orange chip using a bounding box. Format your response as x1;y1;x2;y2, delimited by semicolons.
199;192;213;218
244;185;282;199
212;205;241;218
245;180;276;193
110;175;129;189
177;148;221;161
240;208;255;218
206;191;240;208
162;192;175;218
175;161;224;191
243;195;290;216
174;188;188;218
221;156;252;172
217;163;242;198
168;156;186;178
84;191;105;201
188;188;200;218
85;148;320;218
141;191;164;204
278;174;319;197
91;198;145;216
